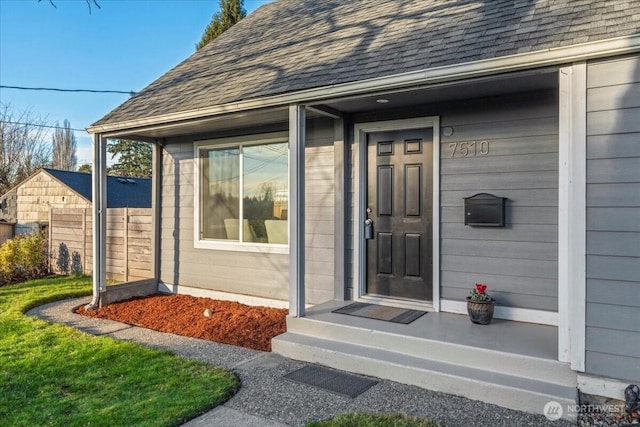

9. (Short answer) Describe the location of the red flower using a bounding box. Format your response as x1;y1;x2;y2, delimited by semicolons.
475;283;487;294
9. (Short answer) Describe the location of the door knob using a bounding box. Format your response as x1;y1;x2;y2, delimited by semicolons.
364;219;374;239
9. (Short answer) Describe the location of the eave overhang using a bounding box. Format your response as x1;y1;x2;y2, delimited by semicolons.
87;34;640;138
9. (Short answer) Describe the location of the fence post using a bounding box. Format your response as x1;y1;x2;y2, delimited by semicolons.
123;207;129;282
48;208;53;274
82;208;87;275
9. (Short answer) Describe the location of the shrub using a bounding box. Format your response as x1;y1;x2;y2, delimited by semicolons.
19;232;48;277
0;237;21;282
0;231;49;286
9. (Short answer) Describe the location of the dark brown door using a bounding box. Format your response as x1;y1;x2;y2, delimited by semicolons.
366;128;433;301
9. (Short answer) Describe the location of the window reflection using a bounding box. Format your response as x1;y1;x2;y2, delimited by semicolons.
200;141;288;244
243;143;288;243
202;148;239;240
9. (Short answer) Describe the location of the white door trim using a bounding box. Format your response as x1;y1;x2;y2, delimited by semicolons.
353;117;441;310
558;63;587;370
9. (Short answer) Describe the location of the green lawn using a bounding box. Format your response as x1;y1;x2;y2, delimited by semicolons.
0;276;239;427
307;413;441;427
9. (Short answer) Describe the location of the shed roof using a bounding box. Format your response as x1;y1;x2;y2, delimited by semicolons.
93;0;640;128
43;169;151;208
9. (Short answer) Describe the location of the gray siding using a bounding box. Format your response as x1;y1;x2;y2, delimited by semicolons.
349;90;559;310
304;118;336;304
439;92;558;311
585;55;640;382
160;117;335;305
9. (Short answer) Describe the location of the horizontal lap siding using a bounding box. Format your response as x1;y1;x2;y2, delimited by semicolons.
160;140;289;301
304;117;335;304
439;91;559;311
348;91;559;310
585;55;640;382
160;117;335;305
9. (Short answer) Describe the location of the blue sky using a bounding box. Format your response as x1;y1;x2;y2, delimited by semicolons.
0;0;272;166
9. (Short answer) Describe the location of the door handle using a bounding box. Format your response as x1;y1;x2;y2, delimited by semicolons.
364;219;374;240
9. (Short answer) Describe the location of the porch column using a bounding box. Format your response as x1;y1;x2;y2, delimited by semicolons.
289;104;306;317
86;133;107;309
558;63;587;370
151;139;164;286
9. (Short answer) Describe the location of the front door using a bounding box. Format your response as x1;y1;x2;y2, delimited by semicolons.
366;128;433;301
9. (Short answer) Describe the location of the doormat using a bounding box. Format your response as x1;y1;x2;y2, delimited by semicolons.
332;302;426;324
284;365;378;398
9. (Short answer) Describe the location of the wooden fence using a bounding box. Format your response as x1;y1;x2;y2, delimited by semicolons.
49;208;153;282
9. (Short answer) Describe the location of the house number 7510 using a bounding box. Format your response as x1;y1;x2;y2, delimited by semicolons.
449;140;489;158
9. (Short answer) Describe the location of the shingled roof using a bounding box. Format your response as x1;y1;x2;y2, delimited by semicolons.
44;169;151;208
93;0;640;127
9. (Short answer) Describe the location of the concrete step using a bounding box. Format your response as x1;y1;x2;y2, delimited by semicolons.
284;315;576;387
272;332;578;421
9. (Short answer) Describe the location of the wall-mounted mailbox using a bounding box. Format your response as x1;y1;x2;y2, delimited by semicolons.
464;193;506;227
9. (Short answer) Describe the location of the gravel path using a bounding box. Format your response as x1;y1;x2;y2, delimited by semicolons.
28;297;575;427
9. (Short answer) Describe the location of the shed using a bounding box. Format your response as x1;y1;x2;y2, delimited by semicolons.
0;168;151;235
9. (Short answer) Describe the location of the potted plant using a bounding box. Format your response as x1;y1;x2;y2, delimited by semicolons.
466;283;495;325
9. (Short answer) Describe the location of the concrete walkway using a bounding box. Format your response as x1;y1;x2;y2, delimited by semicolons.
28;297;572;427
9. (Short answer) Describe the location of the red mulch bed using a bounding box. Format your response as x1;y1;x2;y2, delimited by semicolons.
74;294;288;352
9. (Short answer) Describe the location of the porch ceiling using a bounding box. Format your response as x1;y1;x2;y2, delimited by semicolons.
316;68;559;114
103;68;558;141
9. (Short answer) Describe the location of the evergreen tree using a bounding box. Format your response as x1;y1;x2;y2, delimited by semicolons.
51;119;77;171
107;140;152;178
196;0;246;51
77;163;91;174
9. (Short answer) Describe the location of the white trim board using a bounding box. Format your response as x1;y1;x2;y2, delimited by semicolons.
577;374;632;401
558;63;587;370
157;282;290;309
440;299;559;326
352;117;440;310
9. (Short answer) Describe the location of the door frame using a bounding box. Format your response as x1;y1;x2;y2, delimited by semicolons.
353;117;441;311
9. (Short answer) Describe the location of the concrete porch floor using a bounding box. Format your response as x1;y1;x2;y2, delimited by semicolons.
272;299;578;421
299;300;558;360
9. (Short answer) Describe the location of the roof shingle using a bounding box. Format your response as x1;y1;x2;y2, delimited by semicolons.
93;0;640;127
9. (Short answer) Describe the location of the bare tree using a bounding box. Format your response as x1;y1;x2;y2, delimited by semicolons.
38;0;101;14
0;103;52;194
51;119;77;171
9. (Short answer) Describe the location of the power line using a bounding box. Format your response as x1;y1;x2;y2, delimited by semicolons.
0;120;86;132
0;85;136;96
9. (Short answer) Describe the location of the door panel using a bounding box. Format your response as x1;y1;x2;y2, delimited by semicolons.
405;164;421;216
405;234;422;277
366;128;433;301
377;166;393;216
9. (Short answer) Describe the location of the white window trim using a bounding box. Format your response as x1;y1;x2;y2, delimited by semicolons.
193;132;289;254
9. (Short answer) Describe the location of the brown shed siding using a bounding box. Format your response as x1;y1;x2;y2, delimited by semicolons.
15;172;88;235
